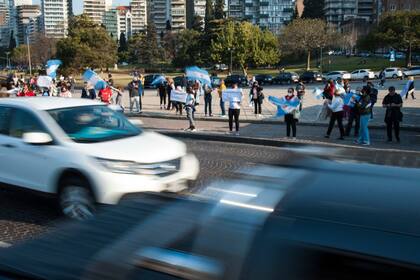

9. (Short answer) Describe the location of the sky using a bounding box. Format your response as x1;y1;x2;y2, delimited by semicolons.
33;0;130;15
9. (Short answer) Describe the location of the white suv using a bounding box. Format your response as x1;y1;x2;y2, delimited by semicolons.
350;69;375;81
383;68;403;79
0;98;199;219
404;66;420;77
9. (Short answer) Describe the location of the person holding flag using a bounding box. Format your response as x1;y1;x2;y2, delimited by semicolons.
284;88;300;139
405;77;415;100
324;89;345;140
128;77;142;113
227;83;243;136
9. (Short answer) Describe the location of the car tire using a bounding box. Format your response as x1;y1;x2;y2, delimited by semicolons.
58;177;95;221
392;74;398;79
363;76;368;82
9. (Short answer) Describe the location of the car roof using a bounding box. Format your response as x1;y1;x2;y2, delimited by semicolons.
0;97;105;111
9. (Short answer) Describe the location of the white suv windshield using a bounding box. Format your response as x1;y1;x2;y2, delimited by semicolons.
48;105;141;143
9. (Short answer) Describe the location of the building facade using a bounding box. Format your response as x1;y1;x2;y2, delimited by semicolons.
227;0;244;19
148;0;186;35
170;0;186;31
83;0;112;24
16;4;40;44
382;0;420;11
40;0;70;38
130;0;147;33
186;0;205;28
103;6;132;39
0;0;8;47
324;0;376;29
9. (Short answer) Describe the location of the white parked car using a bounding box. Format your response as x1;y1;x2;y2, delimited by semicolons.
404;66;420;77
0;98;199;219
350;69;375;81
324;71;351;81
382;68;403;79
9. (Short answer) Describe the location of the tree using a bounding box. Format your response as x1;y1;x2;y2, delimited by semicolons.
191;15;204;32
205;0;214;30
11;45;27;66
30;32;57;65
56;14;117;73
358;11;420;67
173;29;203;67
166;20;172;31
292;3;300;20
118;32;128;52
301;0;324;19
162;31;177;62
214;0;225;19
9;31;16;51
280;18;333;70
128;22;163;65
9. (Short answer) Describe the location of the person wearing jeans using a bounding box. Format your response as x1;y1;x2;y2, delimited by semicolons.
383;86;403;142
325;89;345;140
128;77;141;113
355;87;372;145
284;88;299;138
228;83;242;136
218;80;227;117
185;87;196;131
250;81;263;116
204;84;213;117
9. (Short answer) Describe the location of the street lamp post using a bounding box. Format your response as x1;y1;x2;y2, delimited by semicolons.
26;20;33;76
5;52;10;69
228;48;233;75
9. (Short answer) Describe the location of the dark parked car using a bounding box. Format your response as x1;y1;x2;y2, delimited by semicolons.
0;156;419;279
300;71;323;83
273;72;299;84
143;74;164;89
224;74;248;87
254;74;273;85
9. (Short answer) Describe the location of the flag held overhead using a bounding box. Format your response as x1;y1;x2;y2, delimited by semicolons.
83;69;107;90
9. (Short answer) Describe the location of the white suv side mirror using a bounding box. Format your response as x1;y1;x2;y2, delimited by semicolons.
23;132;53;145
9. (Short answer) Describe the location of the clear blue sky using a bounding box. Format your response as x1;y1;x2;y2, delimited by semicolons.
33;0;130;15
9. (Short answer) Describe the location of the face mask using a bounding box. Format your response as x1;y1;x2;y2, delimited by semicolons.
287;92;293;96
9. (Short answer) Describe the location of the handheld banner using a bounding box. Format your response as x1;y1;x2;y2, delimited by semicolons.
37;76;53;88
222;89;242;102
170;89;188;103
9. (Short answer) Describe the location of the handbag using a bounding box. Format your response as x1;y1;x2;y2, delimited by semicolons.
293;109;301;120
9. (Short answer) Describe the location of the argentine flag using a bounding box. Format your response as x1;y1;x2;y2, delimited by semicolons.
46;60;62;79
400;80;414;97
343;91;361;107
335;82;346;95
186;66;211;87
268;96;300;117
83;69;107;90
151;75;166;86
312;87;324;100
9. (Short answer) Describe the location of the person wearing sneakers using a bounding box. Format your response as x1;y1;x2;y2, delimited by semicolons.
185;86;196;132
228;83;242;136
354;86;372;146
325;89;345;140
284;88;299;139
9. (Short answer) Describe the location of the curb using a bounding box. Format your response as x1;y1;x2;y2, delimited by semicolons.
127;112;420;132
158;130;420;155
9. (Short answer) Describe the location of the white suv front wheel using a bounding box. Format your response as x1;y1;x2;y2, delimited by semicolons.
58;178;95;220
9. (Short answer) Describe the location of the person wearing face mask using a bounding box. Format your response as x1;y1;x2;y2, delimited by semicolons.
345;87;361;138
228;83;243;136
284;88;299;139
354;86;372;146
59;86;72;98
325;89;345;140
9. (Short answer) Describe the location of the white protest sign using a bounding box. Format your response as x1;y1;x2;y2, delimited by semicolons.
170;89;187;103
222;89;243;102
37;76;53;88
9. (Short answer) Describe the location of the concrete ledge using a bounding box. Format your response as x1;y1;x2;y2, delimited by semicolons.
127;112;420;132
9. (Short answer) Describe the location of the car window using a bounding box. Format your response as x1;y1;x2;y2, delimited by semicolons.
9;108;46;139
386;69;393;72
0;106;12;135
352;71;358;74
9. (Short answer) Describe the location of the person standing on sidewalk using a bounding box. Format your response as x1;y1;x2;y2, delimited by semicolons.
128;77;141;113
323;79;335;100
284;88;299;139
345;87;362;138
218;79;227;117
383;86;403;142
355;86;372;146
250;81;263;117
325;89;345;140
367;81;378;119
228;83;242;136
405;77;415;100
204;84;213;117
185;86;196;132
166;78;175;110
296;81;305;111
158;82;167;109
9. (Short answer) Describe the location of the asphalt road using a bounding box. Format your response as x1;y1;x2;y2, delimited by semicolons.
0;138;418;245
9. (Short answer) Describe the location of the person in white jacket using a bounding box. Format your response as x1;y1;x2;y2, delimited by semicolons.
325;89;345;140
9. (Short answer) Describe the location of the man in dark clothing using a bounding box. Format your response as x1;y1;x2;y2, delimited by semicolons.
367;82;378;119
383;86;403;142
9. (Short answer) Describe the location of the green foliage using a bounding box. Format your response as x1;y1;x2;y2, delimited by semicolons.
118;32;128;52
11;44;27;65
56;15;117;73
192;15;204;32
302;0;324;19
173;29;203;67
214;0;225;20
128;22;163;66
205;0;215;30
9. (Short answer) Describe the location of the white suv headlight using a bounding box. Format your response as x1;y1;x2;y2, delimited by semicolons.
96;158;181;176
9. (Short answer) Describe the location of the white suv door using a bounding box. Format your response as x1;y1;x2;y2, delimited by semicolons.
0;106;13;183
1;107;58;192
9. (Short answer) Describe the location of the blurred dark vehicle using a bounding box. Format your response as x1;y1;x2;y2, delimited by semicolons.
0;156;419;279
254;74;273;85
300;71;323;83
143;74;163;89
273;72;299;85
224;74;248;87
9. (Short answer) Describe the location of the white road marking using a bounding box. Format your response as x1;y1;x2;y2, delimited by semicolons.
0;241;11;248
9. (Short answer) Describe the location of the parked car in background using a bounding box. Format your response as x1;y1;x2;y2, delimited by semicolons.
382;68;404;79
224;74;248;87
324;71;351;81
300;71;323;83
144;74;164;89
404;66;420;77
350;69;375;81
214;64;228;71
272;72;299;84
254;74;273;85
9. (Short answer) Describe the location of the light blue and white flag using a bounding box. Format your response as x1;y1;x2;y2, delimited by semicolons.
82;69;107;90
268;96;300;117
185;66;211;87
312;87;324;100
400;80;414;97
151;75;166;86
46;59;62;79
335;82;346;95
343;91;361;107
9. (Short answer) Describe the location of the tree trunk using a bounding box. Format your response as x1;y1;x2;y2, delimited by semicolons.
407;41;412;67
307;50;311;70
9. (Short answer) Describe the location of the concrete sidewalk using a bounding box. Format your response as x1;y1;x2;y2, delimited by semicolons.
138;117;420;153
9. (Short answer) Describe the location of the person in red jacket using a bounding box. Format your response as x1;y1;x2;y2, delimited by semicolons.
18;84;35;97
99;86;112;104
323;79;335;100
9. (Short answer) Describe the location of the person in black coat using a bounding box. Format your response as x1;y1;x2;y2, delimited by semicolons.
383;86;403;142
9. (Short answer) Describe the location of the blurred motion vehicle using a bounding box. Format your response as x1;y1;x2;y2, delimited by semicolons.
350;69;375;81
0;98;199;220
0;156;419;279
144;74;164;89
382;68;404;79
272;72;299;84
404;66;420;77
224;74;248;87
299;71;323;83
254;74;273;85
324;71;351;81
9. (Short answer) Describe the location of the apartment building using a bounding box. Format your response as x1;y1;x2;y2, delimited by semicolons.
40;0;71;38
103;6;133;39
83;0;112;24
16;4;40;44
130;0;147;33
